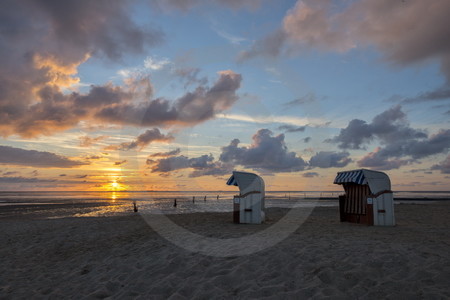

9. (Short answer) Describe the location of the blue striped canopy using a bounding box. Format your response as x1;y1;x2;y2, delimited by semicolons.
334;170;366;185
226;175;238;186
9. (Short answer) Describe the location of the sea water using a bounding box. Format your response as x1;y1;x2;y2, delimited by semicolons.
0;190;448;217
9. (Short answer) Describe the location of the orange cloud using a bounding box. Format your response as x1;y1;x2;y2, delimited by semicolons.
33;53;90;87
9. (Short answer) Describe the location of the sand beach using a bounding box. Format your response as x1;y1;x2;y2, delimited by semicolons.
1;201;449;299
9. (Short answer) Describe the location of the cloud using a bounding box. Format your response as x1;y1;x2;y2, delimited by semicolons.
144;56;172;71
213;27;247;45
278;125;306;133
329;106;450;170
188;165;232;178
240;0;450;83
238;29;287;61
153;0;262;12
219;129;308;172
95;70;242;128
401;86;450;104
309;151;352;168
328;119;373;150
358;129;450;170
1;76;134;137
303;137;311;143
284;93;320;107
1;68;241;137
2;171;20;176
174;67;208;88
147;129;354;175
283;1;354;52
357;147;411;170
329;105;426;150
302;172;319;178
0;2;242;138
148;148;181;158
0;0;163;137
0;145;87;168
114;160;128;166
431;155;450;174
86;155;102;160
148;154;231;177
79;135;108;147
217;113;325;127
0;177;56;183
107;128;174;151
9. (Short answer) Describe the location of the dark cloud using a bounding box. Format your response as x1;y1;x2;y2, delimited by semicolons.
278;125;306;133
240;0;450;84
174;67;208;88
86;155;102;160
148;148;181;158
302;172;319;178
1;77;133;137
114;160;128;166
358;130;450;170
2;171;19;176
0;177;56;183
219;129;307;172
0;0;162;62
357;128;450;171
401;86;450;104
149;154;230;177
329;106;426;149
238;29;287;61
309;151;352;168
431;155;450;174
95;70;242;128
108;128;174;151
147;129;355;175
153;0;262;12
329;106;450;170
0;1;242;138
0;0;163;137
188;165;232;178
2;69;241;138
0;145;87;168
357;148;412;170
150;154;211;172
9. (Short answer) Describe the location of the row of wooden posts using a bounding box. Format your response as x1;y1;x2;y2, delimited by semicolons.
133;195;221;211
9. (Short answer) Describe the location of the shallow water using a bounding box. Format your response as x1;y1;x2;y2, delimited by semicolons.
0;190;448;218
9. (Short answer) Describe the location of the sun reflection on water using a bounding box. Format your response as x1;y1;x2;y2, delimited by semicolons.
110;191;117;202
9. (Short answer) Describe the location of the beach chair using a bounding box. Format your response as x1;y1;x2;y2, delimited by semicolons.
334;169;395;226
226;171;265;224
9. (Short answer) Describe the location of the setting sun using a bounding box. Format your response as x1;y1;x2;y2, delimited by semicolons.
107;179;128;191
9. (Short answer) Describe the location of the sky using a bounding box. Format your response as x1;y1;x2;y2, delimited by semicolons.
0;0;449;192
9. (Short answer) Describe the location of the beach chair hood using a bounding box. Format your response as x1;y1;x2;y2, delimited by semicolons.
334;169;391;195
226;171;265;196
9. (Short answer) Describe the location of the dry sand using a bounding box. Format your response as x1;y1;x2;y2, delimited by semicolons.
1;202;449;299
